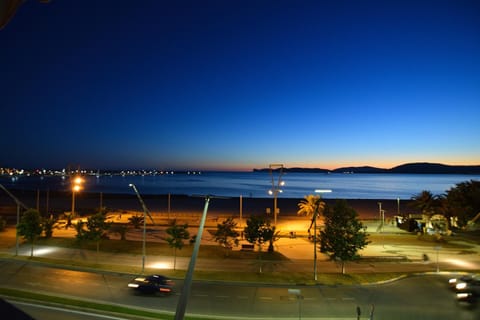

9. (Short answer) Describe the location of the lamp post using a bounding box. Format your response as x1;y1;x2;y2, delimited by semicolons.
175;195;212;320
67;176;83;229
397;197;400;216
129;183;154;274
268;164;284;226
71;176;83;217
313;189;331;281
377;202;383;233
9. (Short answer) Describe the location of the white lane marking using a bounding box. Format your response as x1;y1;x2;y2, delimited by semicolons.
342;297;355;301
193;293;208;297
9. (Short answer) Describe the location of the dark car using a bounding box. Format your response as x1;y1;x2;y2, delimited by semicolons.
127;274;174;295
448;274;478;290
454;275;480;306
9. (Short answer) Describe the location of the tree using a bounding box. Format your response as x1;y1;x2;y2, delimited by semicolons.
128;214;144;229
409;190;439;217
17;208;43;257
446;180;480;227
165;219;190;270
320;200;370;274
109;223;128;240
77;213;111;254
243;215;268;250
297;194;325;237
0;216;6;231
42;215;58;239
243;215;277;272
213;217;239;256
262;224;279;253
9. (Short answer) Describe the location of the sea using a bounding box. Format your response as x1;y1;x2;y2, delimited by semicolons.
1;172;479;200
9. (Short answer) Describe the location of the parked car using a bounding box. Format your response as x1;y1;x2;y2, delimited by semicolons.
127;274;174;295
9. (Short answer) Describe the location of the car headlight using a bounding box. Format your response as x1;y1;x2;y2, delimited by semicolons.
448;278;457;284
456;282;467;290
457;292;471;299
128;283;139;288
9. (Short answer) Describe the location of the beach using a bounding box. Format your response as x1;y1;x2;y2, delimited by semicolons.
0;190;418;223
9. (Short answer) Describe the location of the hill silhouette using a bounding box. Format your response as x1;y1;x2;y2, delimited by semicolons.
253;162;480;174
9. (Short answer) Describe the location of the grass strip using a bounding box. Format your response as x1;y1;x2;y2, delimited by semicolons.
0;287;171;319
0;287;223;320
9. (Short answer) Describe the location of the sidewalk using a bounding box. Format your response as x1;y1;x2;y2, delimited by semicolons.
2;217;479;277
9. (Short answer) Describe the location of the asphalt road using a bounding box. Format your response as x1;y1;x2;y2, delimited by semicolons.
1;260;478;320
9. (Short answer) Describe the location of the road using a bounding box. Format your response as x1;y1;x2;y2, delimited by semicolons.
1;260;478;320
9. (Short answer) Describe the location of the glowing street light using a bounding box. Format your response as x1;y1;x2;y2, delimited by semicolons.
70;176;83;226
268;164;284;226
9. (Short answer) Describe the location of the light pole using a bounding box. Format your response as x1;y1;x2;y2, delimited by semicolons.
129;183;154;274
377;202;383;233
175;195;212;320
268;164;284;226
397;197;400;216
312;189;331;281
71;176;83;217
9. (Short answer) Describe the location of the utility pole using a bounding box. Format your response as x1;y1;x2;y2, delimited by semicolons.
175;196;212;320
268;164;284;226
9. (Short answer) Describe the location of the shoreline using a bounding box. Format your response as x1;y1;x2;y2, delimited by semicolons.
0;190;419;221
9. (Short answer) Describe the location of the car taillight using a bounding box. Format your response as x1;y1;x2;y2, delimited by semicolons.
160;288;171;292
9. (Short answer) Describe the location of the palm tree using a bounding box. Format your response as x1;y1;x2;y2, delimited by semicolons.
165;219;190;270
297;194;325;237
410;190;437;216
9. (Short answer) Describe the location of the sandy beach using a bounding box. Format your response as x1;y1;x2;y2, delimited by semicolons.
0;190;419;224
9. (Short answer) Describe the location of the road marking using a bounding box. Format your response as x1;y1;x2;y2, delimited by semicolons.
215;295;229;299
193;293;208;297
259;296;273;300
342;297;355;301
237;296;249;299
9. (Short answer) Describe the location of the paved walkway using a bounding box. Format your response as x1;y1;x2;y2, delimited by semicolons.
3;220;479;277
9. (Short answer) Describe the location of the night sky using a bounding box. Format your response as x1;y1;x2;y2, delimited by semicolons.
1;0;479;171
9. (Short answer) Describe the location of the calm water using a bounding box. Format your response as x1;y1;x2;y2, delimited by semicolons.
1;172;478;200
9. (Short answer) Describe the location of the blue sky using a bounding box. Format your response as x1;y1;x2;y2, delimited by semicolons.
1;0;479;171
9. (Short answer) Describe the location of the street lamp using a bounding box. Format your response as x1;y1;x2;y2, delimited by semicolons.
129;183;154;274
312;189;331;281
397;197;400;216
70;176;83;227
175;195;212;320
268;164;284;226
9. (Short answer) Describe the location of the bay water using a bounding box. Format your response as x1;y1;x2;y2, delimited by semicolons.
1;172;478;200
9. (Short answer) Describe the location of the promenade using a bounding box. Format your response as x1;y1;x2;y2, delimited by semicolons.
2;216;480;278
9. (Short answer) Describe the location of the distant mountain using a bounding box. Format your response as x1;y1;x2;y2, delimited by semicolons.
253;162;480;174
389;162;480;174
